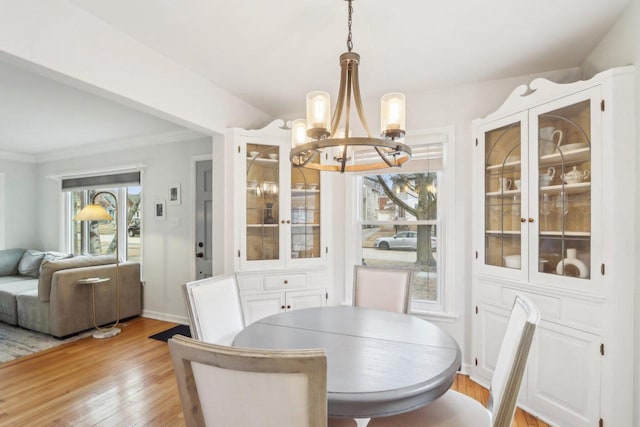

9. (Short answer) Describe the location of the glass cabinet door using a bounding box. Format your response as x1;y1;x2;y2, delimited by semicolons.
290;156;321;260
246;143;280;261
535;99;591;279
484;121;523;270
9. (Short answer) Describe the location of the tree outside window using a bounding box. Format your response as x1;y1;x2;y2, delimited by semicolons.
360;172;439;302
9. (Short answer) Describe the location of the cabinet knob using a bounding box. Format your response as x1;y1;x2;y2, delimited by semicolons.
286;220;291;224
281;219;285;224
284;280;288;284
520;218;526;223
280;305;285;310
528;218;534;223
287;305;291;309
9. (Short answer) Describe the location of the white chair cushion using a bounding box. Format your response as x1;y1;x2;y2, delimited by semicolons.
368;390;491;427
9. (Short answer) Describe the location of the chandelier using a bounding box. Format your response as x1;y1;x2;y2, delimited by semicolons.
289;0;411;173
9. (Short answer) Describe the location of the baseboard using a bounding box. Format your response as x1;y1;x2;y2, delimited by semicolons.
141;310;188;325
459;362;474;376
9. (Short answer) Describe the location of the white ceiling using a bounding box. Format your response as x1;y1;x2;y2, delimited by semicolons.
0;0;631;156
0;60;187;156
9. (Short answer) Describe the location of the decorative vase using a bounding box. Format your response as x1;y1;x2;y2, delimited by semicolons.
263;203;275;224
555;248;588;278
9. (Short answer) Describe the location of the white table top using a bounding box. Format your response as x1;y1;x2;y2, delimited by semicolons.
233;306;461;419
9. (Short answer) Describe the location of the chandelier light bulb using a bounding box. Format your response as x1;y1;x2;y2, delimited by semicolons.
306;91;331;138
291;119;308;148
381;93;406;139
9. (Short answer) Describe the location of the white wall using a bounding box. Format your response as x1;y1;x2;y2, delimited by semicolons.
0;158;39;249
581;2;640;424
36;136;213;323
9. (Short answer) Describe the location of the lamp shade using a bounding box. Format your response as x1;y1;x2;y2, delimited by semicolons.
73;204;113;221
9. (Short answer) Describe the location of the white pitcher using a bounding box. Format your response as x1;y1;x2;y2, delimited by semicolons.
539;167;555;187
539;127;563;156
497;177;512;192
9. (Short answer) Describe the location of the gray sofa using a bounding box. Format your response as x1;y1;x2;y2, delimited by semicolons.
0;248;142;338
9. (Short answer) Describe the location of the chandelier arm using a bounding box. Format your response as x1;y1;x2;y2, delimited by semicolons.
351;61;374;138
331;61;349;136
374;146;396;168
293;150;321;168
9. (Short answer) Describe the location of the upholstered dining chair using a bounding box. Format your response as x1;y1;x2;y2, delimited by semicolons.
168;334;327;427
368;295;540;427
353;265;413;313
182;273;245;345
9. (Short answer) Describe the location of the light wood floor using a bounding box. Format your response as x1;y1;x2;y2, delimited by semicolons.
0;317;551;426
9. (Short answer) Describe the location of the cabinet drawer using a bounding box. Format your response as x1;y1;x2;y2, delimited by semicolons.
264;273;306;290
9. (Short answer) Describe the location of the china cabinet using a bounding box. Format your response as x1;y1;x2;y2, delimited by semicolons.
231;121;326;271
472;67;635;427
227;121;329;323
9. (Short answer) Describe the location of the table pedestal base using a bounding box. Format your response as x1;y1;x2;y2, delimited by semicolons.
93;328;121;339
356;418;371;427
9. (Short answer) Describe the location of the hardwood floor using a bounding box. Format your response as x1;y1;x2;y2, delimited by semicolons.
0;317;550;426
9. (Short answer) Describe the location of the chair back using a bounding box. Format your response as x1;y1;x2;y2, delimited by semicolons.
168;335;327;427
182;274;245;345
489;295;540;427
353;265;413;313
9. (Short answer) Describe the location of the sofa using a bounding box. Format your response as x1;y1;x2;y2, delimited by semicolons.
0;248;142;338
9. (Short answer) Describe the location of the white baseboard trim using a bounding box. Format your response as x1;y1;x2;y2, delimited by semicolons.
459;362;474;376
142;310;188;325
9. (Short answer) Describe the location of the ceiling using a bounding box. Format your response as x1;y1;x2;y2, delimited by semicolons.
0;0;631;156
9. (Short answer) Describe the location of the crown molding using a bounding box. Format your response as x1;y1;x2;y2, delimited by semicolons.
34;129;206;163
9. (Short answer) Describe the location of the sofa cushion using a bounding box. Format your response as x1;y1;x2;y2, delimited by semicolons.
39;251;74;274
0;248;26;276
0;277;39;325
38;255;116;302
18;250;46;277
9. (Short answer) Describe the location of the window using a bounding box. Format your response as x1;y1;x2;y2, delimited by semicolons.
353;128;455;315
63;172;142;262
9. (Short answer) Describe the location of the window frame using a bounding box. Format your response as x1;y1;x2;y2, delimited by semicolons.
345;127;457;318
63;186;138;262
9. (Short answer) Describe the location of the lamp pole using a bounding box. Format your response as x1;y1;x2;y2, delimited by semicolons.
74;190;121;338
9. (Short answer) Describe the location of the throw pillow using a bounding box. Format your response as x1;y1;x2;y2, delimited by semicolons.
18;250;46;277
0;248;26;276
39;251;74;274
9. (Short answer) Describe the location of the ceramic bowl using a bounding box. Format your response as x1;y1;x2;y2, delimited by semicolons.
503;254;521;269
248;151;259;159
268;153;278;160
294;183;304;189
308;184;318;190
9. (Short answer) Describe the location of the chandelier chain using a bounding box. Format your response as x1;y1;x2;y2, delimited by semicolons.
347;0;353;52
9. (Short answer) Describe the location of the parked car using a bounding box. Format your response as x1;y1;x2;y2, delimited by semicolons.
128;218;140;237
373;231;436;250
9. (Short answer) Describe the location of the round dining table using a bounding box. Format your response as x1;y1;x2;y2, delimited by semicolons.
233;305;461;424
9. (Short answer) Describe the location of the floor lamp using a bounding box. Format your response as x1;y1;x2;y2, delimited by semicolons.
73;191;121;339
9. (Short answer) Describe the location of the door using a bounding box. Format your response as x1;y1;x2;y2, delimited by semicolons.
195;160;213;279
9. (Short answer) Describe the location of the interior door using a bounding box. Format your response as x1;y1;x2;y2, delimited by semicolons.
195;160;213;279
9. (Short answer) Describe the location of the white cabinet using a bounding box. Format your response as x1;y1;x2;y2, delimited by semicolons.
242;288;327;325
229;120;327;272
471;67;635;427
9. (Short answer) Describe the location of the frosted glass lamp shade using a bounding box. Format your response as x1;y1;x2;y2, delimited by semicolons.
381;93;405;138
74;204;113;221
306;91;331;139
291;119;308;148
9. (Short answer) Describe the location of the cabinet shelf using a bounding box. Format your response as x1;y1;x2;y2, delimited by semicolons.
486;189;521;197
247;157;278;166
291;223;320;227
247;224;279;228
486;159;521;172
539;231;591;239
540;182;590;195
486;230;521;235
539;147;590;166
